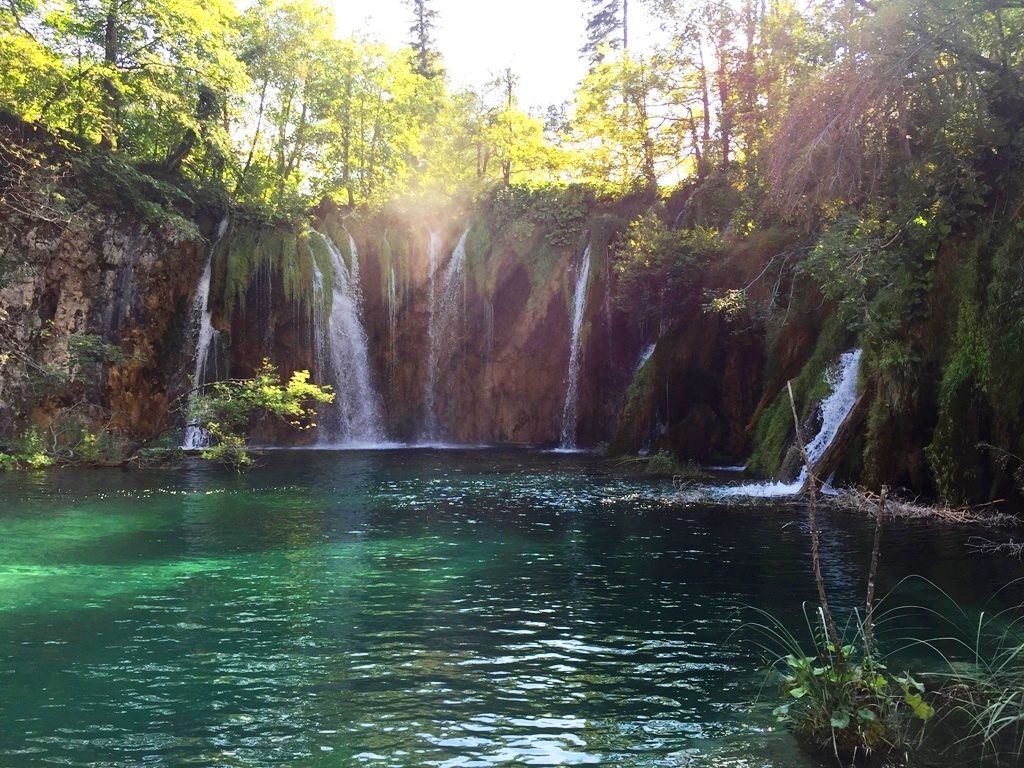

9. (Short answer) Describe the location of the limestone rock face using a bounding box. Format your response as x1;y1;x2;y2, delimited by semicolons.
0;208;205;439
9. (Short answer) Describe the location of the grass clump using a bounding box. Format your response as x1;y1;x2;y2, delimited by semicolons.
614;451;705;480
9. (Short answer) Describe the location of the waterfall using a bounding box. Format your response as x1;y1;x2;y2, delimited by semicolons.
558;245;592;450
801;348;863;468
423;232;442;435
315;232;386;446
310;255;327;374
720;348;863;497
388;263;397;383
634;342;657;377
182;217;229;450
423;229;469;441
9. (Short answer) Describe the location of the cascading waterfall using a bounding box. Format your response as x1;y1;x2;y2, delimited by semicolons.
558;245;592;450
310;257;327;374
422;232;442;434
388;263;397;383
719;348;863;497
423;229;469;441
315;232;386;446
182;217;229;450
634;342;657;377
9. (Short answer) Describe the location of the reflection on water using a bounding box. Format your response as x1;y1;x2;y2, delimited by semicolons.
0;450;1019;767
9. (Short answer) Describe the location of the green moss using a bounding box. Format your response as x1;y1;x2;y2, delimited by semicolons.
926;255;992;503
217;223;337;316
609;350;659;455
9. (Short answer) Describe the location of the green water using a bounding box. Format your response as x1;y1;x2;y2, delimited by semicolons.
0;450;1019;767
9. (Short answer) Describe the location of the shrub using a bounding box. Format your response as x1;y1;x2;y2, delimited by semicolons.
754;606;934;762
189;359;333;469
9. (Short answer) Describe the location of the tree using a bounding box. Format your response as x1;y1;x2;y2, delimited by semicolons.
572;51;684;188
315;37;439;205
404;0;442;78
581;0;629;65
484;69;561;185
0;0;243;170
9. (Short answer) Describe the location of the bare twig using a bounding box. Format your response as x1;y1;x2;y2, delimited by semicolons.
864;485;885;656
788;380;843;658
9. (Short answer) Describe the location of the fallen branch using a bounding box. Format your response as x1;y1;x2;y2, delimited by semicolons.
825;488;1021;528
967;538;1024;558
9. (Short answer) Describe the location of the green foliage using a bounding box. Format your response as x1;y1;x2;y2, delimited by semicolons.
68;331;129;373
216;223;333;314
0;427;56;470
802;206;938;345
609;346;658;455
614;450;700;479
487;183;596;248
752;606;934;761
614;212;719;327
200;426;254;469
925;254;994;503
572;51;684;189
190;359;333;468
941;612;1024;762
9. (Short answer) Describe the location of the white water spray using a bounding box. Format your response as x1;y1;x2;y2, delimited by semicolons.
558;245;592;450
634;342;657;377
315;232;385;445
423;229;469;440
182;217;229;449
719;348;863;497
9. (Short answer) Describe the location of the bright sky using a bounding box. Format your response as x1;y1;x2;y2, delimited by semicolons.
332;0;661;111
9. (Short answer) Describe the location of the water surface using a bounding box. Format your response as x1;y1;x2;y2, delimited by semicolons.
0;450;1019;767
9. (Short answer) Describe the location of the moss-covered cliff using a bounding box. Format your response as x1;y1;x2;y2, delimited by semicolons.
2;118;1022;508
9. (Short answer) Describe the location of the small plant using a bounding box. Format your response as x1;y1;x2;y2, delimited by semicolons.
613;451;711;480
188;359;333;469
0;427;57;470
751;386;936;763
931;595;1024;764
755;606;934;762
19;427;55;468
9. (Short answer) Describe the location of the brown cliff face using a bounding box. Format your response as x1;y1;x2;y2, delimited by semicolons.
0;207;205;440
608;309;765;462
213;205;648;448
0;189;767;460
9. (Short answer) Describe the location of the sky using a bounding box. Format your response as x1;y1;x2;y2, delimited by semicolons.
332;0;662;111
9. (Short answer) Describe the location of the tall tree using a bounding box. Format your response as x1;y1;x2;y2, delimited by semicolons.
573;51;679;188
404;0;441;78
0;0;242;167
581;0;629;64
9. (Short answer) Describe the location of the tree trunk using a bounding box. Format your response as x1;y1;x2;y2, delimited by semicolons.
234;79;268;196
716;36;732;169
163;85;218;174
622;0;628;50
100;0;120;149
698;46;712;167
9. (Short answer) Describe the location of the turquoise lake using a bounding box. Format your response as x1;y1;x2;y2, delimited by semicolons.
0;450;1019;767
